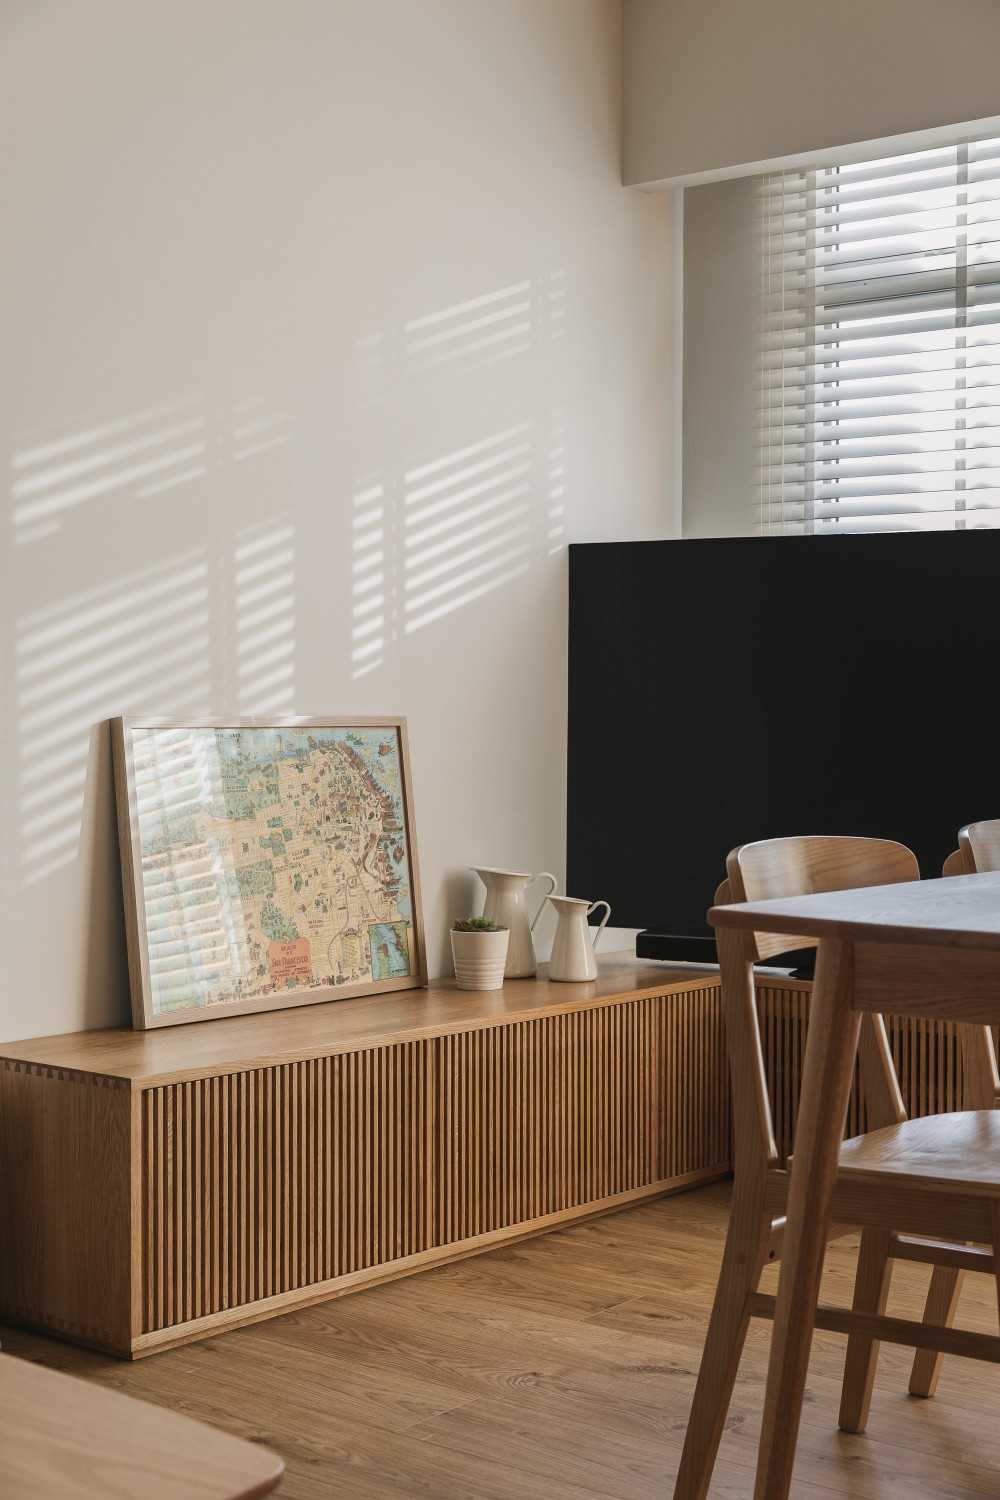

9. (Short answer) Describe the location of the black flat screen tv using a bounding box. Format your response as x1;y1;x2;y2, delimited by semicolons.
567;531;999;965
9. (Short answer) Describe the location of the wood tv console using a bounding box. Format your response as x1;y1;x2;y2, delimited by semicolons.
0;957;732;1358
0;956;964;1358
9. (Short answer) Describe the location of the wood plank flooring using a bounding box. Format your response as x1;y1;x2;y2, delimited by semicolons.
6;1181;1000;1497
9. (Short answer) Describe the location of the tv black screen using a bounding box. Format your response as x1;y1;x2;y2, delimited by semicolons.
567;531;998;961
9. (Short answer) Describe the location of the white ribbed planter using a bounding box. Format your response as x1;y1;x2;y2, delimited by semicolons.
450;927;510;991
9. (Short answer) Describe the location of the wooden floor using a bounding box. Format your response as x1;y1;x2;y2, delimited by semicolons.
7;1181;1000;1497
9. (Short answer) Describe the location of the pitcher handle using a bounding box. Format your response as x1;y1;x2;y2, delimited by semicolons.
530;871;558;932
587;900;611;951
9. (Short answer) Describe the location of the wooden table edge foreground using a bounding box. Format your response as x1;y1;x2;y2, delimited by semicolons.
708;868;1000;952
0;954;733;1358
1;1351;283;1499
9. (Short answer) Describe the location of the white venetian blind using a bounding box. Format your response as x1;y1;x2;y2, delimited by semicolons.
759;137;1000;534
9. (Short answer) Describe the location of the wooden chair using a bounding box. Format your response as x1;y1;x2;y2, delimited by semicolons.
912;822;1000;1399
673;834;1000;1500
945;818;1000;884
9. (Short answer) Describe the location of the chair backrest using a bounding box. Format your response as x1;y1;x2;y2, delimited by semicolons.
950;819;1000;877
727;834;918;961
716;835;918;1179
941;823;1000;1109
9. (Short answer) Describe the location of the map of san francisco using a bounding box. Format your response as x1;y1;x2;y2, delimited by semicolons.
132;725;416;1016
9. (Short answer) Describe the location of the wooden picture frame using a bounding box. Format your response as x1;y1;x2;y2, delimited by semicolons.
112;716;426;1030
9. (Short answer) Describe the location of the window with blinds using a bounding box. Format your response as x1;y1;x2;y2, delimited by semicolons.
759;137;1000;534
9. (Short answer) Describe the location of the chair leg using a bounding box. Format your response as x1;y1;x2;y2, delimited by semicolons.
990;1203;1000;1328
838;1228;892;1433
908;1266;964;1399
672;1185;770;1500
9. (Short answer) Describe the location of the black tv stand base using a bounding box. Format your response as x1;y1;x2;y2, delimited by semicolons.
636;931;717;964
635;929;816;979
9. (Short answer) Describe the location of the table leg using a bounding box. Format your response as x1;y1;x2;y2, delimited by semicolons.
753;937;861;1500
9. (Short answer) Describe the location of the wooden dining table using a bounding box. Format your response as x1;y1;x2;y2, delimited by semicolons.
709;867;1000;1500
0;1351;284;1498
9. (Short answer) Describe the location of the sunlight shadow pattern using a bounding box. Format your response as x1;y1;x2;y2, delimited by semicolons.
405;279;534;378
132;725;250;1009
11;395;207;545
547;409;567;554
402;423;534;635
15;552;212;884
231;390;293;464
234;519;296;711
11;382;295;545
342;269;571;666
547;269;567;342
354;332;388;415
351;479;389;679
352;278;537;407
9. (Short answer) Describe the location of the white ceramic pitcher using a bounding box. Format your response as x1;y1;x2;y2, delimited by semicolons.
471;867;557;978
547;895;611;982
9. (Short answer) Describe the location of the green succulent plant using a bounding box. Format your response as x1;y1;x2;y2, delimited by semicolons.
452;917;507;932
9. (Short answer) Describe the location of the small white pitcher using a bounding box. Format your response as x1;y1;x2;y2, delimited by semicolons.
471;867;558;978
547;895;611;982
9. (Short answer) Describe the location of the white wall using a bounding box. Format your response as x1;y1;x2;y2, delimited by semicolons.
682;178;757;538
0;1;674;1040
624;0;1000;186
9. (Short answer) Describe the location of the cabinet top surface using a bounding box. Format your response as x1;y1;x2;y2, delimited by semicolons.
0;957;716;1087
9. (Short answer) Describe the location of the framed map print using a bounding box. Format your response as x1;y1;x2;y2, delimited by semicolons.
112;717;426;1029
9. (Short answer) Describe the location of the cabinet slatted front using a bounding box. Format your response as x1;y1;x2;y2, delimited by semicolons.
141;1052;433;1332
0;961;730;1357
1;962;964;1358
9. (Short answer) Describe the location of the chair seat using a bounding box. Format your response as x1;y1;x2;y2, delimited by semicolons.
838;1110;1000;1196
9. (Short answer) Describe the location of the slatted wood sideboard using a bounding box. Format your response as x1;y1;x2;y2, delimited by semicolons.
0;957;732;1358
0;957;966;1358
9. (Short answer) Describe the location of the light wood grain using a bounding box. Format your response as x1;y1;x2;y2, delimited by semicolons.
893;1235;994;1272
131;983;728;1351
0;959;713;1086
940;832;1000;1111
0;958;730;1356
836;1110;1000;1193
838;1228;893;1432
137;1002;718;1334
676;835;923;1499
711;869;1000;952
753;938;861;1500
961;819;1000;875
750;981;966;1161
683;837;1000;1500
762;1168;996;1242
0;1065;133;1353
728;836;917;962
747;1291;1000;1365
851;940;1000;1023
914;832;1000;1400
909;1256;966;1399
672;928;774;1499
713;859;1000;1498
11;1182;1000;1499
4;948;978;1366
0;1352;282;1498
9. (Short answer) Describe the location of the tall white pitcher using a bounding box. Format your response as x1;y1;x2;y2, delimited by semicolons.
547;895;611;982
471;867;557;978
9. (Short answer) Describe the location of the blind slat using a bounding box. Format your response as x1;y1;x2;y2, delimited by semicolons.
760;135;1000;535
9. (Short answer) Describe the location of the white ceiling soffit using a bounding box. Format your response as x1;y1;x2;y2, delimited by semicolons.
633;113;1000;192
